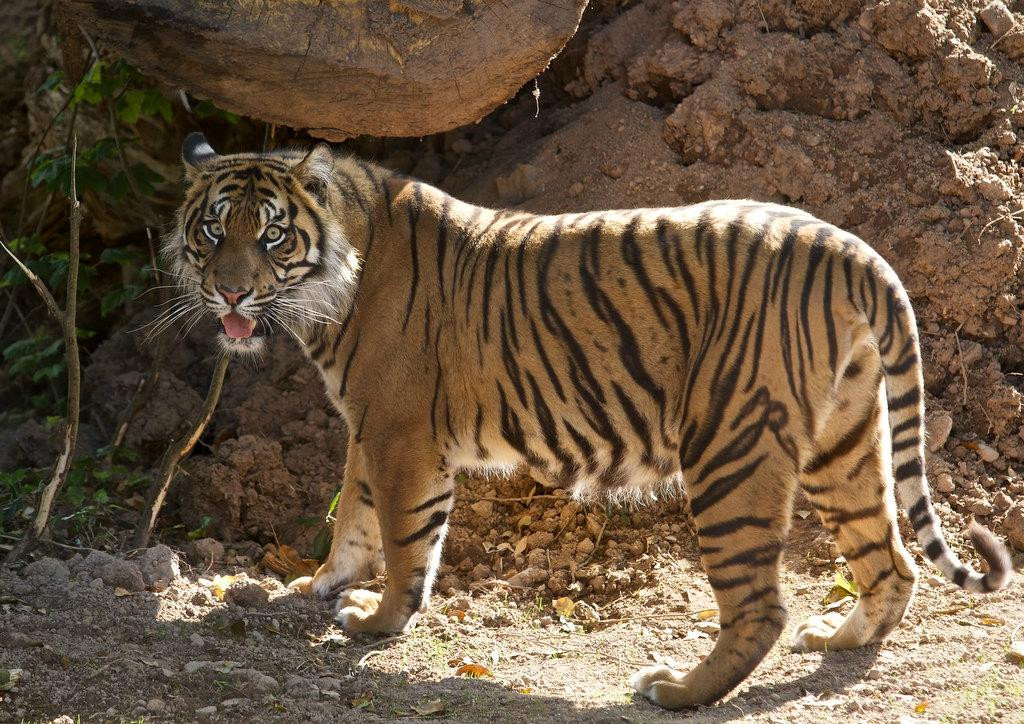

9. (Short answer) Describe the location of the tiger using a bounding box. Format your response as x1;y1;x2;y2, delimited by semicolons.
167;131;1012;710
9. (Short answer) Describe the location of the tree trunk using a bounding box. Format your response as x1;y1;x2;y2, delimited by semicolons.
58;0;588;139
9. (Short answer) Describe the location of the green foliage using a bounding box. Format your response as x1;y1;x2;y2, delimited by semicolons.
193;99;241;125
70;59;172;123
3;333;64;383
30;137;165;201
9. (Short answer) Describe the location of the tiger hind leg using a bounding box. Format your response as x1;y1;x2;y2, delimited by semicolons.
795;372;917;652
633;452;795;709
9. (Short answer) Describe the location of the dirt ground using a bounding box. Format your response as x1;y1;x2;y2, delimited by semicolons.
3;0;1024;721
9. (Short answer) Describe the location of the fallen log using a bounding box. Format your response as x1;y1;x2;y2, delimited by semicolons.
59;0;588;139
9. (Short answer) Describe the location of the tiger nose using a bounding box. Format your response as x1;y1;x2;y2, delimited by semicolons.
217;285;252;306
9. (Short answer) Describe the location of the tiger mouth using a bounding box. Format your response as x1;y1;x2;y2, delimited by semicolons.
219;311;271;340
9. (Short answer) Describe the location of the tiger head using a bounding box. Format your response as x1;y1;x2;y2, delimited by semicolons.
166;133;360;354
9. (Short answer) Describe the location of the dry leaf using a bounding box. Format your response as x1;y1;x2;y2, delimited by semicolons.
915;700;929;714
447;657;467;667
513;537;528;557
113;587;133;597
978;616;1005;627
199;574;242;601
696;609;718;620
0;669;23;692
350;694;373;709
447;608;466;621
411;699;445;716
553;596;576;618
455;663;492;678
260;544;319;584
518;687;533;694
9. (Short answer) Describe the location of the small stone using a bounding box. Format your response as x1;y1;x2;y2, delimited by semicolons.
589;575;606;592
926;575;944;587
1008;640;1024;664
866;669;883;680
976;442;999;463
926;413;953;452
233;668;279;693
506;567;547;587
969;498;994;516
526;531;554;551
192;538;225;563
599;163;624;179
22;557;70;583
190;633;205;647
76;550;115;578
470;562;491;581
695;621;720;634
1004;501;1024;551
470;500;493;518
935;474;955;494
575;538;594;556
138;545;180;591
993;491;1013;511
585;514;604;539
224;582;269;609
285;674;320;697
146;699;165;712
99;560;146;592
196;706;217;716
567;181;584;197
980;1;1016;37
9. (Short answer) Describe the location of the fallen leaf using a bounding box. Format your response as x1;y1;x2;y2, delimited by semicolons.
915;700;929;714
0;669;23;691
553;596;576;618
411;699;445;716
696;609;718;620
447;608;466;621
833;571;859;598
350;694;374;709
199;574;242;601
260;544;319;584
517;515;532;529
517;687;533;694
455;663;492;678
513;538;528;557
978;616;1005;627
113;587;133;597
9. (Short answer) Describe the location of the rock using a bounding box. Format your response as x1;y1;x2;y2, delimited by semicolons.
935;474;955;494
469;500;493;518
99;560;146;592
224;582;269;609
233;668;280;693
546;569;572;595
1004;501;1024;551
993;490;1013;511
575;538;595;556
146;699;165;712
926;413;953;452
189;633;205;647
23;557;70;583
285;674;320;697
567;181;584;197
1008;640;1024;664
506;567;548;587
599;163;624;179
495;164;545;203
585;513;604;538
196;706;217;716
695;621;721;634
980;1;1016;37
75;550;116;578
470;563;491;581
526;531;554;551
192;538;225;563
137;545;180;591
969;498;994;516
976;442;999;463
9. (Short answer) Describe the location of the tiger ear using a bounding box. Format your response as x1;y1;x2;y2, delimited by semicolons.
291;142;334;204
182;132;219;179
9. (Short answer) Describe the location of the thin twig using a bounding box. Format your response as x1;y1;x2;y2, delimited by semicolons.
2;136;84;567
469;494;562;504
132;353;231;548
580;515;608;567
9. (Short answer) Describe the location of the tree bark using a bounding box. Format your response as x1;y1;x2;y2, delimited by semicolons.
58;0;588;139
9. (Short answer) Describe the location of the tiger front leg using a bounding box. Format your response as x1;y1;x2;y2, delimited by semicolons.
336;443;453;634
289;438;383;600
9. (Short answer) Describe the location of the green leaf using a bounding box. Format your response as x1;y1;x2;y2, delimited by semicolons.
326;490;341;517
35;70;64;95
834;571;859;598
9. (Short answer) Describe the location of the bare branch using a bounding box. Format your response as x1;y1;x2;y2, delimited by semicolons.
133;353;231;548
4;136;84;566
0;230;63;324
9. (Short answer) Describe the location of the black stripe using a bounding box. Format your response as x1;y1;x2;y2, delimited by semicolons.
401;184;422;332
338;333;361;400
924;539;944;560
699;516;773;538
407;490;453;514
395;510;448;547
894;458;922;481
802;405;876;474
888;386;920;412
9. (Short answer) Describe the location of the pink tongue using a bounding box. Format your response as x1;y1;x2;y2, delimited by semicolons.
221;311;256;339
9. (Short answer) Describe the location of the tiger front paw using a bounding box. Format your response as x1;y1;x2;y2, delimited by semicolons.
335;589;416;634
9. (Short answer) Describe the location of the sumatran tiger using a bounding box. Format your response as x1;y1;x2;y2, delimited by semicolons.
166;132;1012;709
